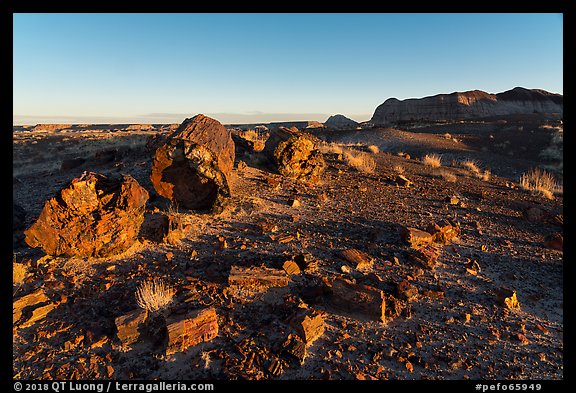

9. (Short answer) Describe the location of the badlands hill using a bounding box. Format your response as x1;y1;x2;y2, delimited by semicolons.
370;87;563;125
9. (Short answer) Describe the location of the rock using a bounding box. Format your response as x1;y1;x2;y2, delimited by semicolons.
324;114;359;130
400;227;433;248
395;175;412;188
281;334;307;365
150;114;234;213
370;87;562;126
409;245;441;270
24;172;149;257
115;309;148;347
13;203;26;231
340;249;374;270
446;196;459;205
13;289;49;324
60;158;85;171
232;133;265;156
396;280;419;302
496;288;521;310
166;307;218;355
263;127;325;183
237;160;247;171
329;277;386;322
421;289;445;299
282;260;301;275
145;133;169;155
426;220;459;244
544;232;563;251
228;265;289;289
288;310;325;346
288;197;301;208
385;295;406;320
20;303;57;328
294;253;315;270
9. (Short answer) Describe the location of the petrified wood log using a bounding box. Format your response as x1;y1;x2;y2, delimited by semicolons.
263;127;325;182
24;172;149;258
329;277;386;323
228;265;289;289
13;289;49;324
115;309;148;347
165;307;218;355
340;248;374;270
150;114;234;213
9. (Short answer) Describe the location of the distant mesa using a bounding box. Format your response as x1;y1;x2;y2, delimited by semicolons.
370;87;563;125
324;114;359;129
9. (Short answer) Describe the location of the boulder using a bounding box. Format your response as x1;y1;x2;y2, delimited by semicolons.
150;114;234;213
24;172;149;257
324;114;359;130
263;127;325;183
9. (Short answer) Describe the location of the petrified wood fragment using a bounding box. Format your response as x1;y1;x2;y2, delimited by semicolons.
165;307;218;355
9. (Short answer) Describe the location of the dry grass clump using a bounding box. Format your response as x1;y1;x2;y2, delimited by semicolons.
319;142;344;155
422;153;442;168
13;261;29;287
460;159;491;181
393;165;405;174
367;145;380;154
343;150;377;174
437;170;457;182
136;278;176;313
520;168;561;200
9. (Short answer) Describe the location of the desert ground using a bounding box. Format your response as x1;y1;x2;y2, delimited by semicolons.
13;117;563;380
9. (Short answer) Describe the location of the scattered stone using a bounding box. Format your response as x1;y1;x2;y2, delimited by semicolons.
282;260;301;275
544;233;563;251
20;303;57;329
400;227;433;248
329;277;386;322
421;289;445;299
237;160;247;171
288;197;301;208
60;158;85;171
263;127;325;183
396;280;419;302
409;245;441;270
13;289;49;324
496;288;521;310
150;114;234;213
228;265;289;289
257;220;279;234
426;220;459;244
464;260;481;275
385;295;406;320
166;307;219;356
294;253;314;270
266;176;281;190
535;324;549;335
265;358;283;377
115;309;148;347
446;196;459;205
395;175;412;188
24;172;149;258
340;248;374;270
281;334;307;365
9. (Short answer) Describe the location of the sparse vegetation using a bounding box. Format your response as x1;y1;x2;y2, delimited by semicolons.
343;150;377;174
460;159;491;181
437;170;457;182
319;142;344;155
422;153;442;168
135;278;176;313
393;165;405;174
520;168;561;200
13;261;29;287
367;145;380;154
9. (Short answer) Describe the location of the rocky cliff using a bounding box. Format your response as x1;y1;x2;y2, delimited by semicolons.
324;114;359;129
370;87;563;125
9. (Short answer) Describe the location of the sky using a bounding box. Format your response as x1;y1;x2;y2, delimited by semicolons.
13;13;563;125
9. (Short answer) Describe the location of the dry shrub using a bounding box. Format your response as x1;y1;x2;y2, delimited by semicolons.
423;153;442;168
319;142;344;155
393;165;405;174
520;168;561;200
135;278;175;312
438;170;457;182
344;150;376;174
13;262;29;286
461;160;480;174
481;169;491;181
367;145;380;154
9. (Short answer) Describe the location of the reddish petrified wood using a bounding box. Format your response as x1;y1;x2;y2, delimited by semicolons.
150;114;234;213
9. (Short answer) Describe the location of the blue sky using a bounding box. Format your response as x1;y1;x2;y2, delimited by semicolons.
13;13;563;124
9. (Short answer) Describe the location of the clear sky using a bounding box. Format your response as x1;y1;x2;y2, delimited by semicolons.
13;13;563;125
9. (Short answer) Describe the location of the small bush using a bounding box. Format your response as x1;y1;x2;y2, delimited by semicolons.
136;278;176;313
461;160;480;174
393;165;405;174
520;168;560;200
438;170;457;182
423;153;442;168
344;150;376;174
367;145;380;154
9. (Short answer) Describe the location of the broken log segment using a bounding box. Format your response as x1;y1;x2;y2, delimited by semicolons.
288;310;325;346
115;309;148;347
263;127;325;183
19;303;57;329
400;227;433;248
426;220;460;244
13;289;49;324
228;265;289;289
408;244;441;270
329;277;386;323
165;307;218;355
150;114;234;213
340;249;374;270
24;172;149;258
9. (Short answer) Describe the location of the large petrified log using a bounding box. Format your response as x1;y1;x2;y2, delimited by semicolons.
263;127;325;182
150;114;234;213
329;277;386;322
115;309;149;347
24;172;149;258
228;265;289;289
